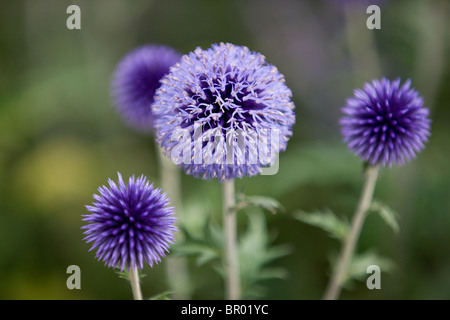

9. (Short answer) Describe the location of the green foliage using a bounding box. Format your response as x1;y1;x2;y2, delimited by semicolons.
236;210;292;298
344;251;395;287
148;291;172;300
295;206;397;290
0;0;448;300
173;196;290;298
173;216;222;267
115;268;147;281
369;200;400;234
294;209;350;241
115;269;130;280
234;193;285;214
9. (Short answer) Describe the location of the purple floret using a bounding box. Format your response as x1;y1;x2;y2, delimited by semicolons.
82;172;177;271
152;42;296;180
340;78;431;167
111;45;181;132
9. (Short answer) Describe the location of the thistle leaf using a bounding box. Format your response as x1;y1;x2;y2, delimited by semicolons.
171;220;221;267
294;209;350;241
238;210;291;298
370;200;400;233
172;197;289;298
148;291;172;300
173;242;219;266
344;251;395;286
234;194;284;214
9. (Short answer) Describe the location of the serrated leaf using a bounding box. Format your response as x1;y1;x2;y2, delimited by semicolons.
172;242;219;266
148;291;172;300
171;218;222;267
344;251;395;286
171;198;290;299
207;220;224;247
115;269;129;280
234;194;284;214
294;209;350;241
196;249;220;266
257;267;289;281
370;200;400;233
237;210;291;298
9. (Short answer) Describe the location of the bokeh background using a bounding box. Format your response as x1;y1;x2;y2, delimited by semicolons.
0;0;449;300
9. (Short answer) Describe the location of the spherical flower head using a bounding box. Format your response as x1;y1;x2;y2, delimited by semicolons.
152;42;296;180
111;45;181;132
340;78;431;167
82;173;177;271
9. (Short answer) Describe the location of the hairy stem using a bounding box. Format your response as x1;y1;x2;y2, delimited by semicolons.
129;267;143;300
323;165;379;300
222;179;240;300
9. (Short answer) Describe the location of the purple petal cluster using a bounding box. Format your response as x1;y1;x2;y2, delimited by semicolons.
111;45;181;132
340;78;431;167
152;42;296;180
82;173;177;271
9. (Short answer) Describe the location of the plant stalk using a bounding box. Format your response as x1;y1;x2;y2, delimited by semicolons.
323;165;379;300
222;179;240;300
129;267;143;300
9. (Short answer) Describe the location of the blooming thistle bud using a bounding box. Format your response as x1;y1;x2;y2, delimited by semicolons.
340;78;431;167
82;173;177;271
111;45;181;132
152;42;296;180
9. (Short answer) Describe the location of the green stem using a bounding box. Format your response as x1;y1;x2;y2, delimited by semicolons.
323;165;379;300
222;179;240;300
129;267;143;300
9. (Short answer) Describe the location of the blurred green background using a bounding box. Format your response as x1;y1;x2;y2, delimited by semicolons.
0;0;449;300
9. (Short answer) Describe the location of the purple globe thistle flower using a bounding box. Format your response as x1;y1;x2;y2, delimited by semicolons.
340;78;431;167
111;45;181;132
82;172;177;271
152;42;296;180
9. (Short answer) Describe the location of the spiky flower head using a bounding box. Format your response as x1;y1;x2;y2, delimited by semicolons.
152;42;296;180
340;78;431;167
111;45;181;132
82;173;177;271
